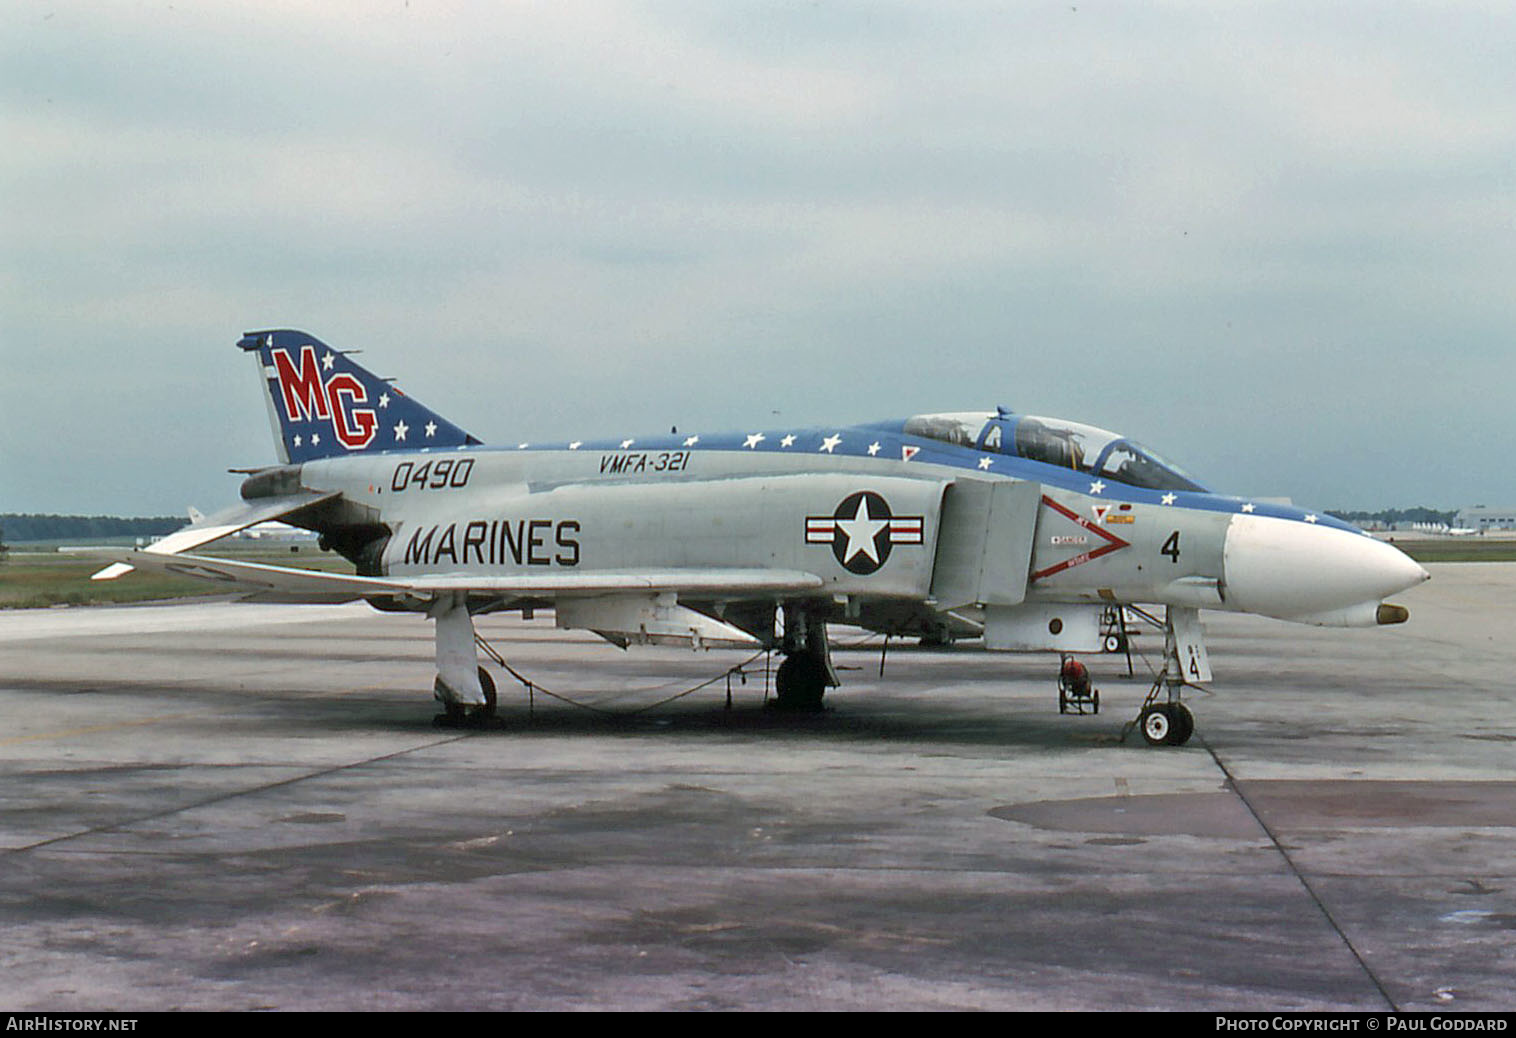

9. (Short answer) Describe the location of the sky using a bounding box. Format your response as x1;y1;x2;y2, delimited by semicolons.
3;0;1513;516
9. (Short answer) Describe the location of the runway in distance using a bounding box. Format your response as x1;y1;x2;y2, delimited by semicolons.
93;330;1430;745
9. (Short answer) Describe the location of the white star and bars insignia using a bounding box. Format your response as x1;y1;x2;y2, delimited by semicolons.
805;491;925;575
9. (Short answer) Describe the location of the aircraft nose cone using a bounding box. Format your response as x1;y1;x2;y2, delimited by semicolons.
1224;514;1429;623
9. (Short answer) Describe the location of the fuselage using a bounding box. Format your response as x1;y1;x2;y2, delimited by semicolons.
274;413;1427;630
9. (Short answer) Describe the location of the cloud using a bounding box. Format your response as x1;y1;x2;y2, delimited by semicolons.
3;1;1514;512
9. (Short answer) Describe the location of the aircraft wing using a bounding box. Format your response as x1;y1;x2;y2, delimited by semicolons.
87;548;825;602
89;492;339;580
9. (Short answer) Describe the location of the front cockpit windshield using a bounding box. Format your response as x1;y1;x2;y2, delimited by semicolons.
902;411;1209;493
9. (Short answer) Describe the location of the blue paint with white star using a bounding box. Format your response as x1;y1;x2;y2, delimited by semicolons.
502;419;1363;537
237;330;1362;536
238;330;481;465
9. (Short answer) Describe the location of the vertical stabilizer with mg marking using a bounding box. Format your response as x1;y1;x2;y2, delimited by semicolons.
238;329;481;463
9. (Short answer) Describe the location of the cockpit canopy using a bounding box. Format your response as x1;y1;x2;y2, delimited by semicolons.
902;410;1208;493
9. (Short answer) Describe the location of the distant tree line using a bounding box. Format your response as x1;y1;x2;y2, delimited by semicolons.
0;514;183;543
1326;507;1458;527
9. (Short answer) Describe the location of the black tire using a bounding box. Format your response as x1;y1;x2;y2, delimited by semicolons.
433;670;497;727
433;689;468;728
1167;702;1194;746
775;652;827;711
478;667;497;716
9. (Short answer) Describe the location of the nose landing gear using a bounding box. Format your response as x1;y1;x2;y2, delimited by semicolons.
1124;605;1207;747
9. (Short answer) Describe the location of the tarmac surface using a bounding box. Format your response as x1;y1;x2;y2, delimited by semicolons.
1;563;1514;1011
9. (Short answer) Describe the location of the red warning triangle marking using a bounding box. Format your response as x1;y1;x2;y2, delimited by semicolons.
1031;495;1131;582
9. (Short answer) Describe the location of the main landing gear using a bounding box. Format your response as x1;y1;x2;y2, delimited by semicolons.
771;605;838;711
429;594;503;729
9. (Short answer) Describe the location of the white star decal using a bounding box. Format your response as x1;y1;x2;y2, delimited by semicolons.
322;351;335;372
569;441;582;450
293;435;302;448
426;421;438;439
978;457;993;470
834;495;889;566
820;434;842;453
310;432;320;446
1090;480;1106;495
378;393;390;409
743;432;766;449
1241;502;1256;513
684;435;700;447
867;441;881;456
394;421;408;441
1304;514;1318;523
1161;493;1176;506
780;434;796;448
621;438;635;449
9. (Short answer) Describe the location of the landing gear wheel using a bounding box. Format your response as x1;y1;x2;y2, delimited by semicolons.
773;652;828;711
1139;703;1194;746
1139;704;1172;746
1103;634;1125;653
433;667;499;728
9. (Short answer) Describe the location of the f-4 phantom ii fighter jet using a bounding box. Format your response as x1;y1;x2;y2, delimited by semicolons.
95;330;1430;746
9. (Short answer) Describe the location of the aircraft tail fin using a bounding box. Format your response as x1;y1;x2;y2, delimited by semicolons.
237;330;482;464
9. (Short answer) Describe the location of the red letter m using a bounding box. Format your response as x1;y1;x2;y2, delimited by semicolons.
271;346;332;422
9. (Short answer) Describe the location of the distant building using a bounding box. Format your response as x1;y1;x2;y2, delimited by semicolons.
1455;506;1516;532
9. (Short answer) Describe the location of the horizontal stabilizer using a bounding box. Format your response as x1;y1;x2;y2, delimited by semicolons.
88;492;338;580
